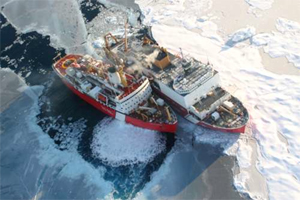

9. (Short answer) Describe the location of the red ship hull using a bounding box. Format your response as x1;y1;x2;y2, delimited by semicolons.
152;86;246;133
63;80;177;133
197;121;246;133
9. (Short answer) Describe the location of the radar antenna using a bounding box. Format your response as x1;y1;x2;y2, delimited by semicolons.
206;53;210;65
124;19;128;52
53;53;61;61
179;48;184;60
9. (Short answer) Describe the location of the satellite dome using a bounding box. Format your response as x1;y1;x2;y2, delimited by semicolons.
108;66;117;73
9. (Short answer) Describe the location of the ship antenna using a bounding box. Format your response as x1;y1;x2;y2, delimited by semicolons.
53;52;61;61
124;19;128;52
206;53;210;65
179;47;184;60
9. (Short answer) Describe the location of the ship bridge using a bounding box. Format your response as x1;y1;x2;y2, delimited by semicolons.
106;33;220;108
152;56;217;96
172;60;215;95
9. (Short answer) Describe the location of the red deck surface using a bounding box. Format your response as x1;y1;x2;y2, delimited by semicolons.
119;79;144;99
54;55;177;133
63;80;177;133
54;55;82;76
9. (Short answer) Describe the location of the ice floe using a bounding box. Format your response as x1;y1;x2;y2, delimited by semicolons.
1;0;93;54
245;0;274;10
253;18;300;68
226;26;256;46
137;0;212;27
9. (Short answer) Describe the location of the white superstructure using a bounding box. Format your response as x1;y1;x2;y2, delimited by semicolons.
100;27;248;132
107;35;227;117
61;55;154;115
115;78;152;114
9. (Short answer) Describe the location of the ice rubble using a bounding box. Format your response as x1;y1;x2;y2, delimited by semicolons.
228;26;256;44
91;118;166;167
136;0;300;199
39;116;87;151
86;6;138;50
137;0;212;26
0;69;113;199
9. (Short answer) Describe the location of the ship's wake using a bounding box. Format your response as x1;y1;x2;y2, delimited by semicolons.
91;118;167;167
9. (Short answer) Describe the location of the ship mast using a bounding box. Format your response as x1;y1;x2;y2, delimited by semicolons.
124;20;128;52
118;63;128;87
179;48;184;60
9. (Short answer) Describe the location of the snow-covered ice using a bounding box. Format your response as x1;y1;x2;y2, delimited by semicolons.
244;0;274;10
226;26;256;46
253;18;300;68
136;0;300;199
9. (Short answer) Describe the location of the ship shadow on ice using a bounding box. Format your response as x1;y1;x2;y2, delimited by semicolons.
147;121;243;200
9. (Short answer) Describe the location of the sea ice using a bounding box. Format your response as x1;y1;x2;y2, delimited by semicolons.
0;69;113;199
226;26;256;46
135;0;300;199
2;0;300;198
134;118;240;200
253;18;300;68
245;0;274;10
1;0;93;54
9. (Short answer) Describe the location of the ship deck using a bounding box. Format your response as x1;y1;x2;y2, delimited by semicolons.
193;87;228;113
203;96;249;129
128;94;177;124
54;54;146;100
53;54;82;76
111;36;217;96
